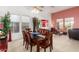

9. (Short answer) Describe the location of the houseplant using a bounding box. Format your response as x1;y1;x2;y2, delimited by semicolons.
0;12;11;39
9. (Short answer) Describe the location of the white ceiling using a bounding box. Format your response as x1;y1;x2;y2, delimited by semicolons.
42;6;75;13
24;6;75;14
0;6;75;18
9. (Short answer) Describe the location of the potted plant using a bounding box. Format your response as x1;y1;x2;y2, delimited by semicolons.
0;12;11;40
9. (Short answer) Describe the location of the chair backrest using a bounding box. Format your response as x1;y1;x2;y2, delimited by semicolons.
25;32;31;44
22;31;26;41
26;28;32;32
22;30;30;44
44;32;53;44
38;29;49;35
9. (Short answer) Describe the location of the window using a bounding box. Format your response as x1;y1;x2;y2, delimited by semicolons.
10;15;20;33
11;22;19;33
56;19;63;30
65;17;74;29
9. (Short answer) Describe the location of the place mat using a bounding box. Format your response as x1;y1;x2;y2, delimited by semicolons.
37;35;45;39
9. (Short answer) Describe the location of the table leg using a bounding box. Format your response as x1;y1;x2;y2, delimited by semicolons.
37;45;40;52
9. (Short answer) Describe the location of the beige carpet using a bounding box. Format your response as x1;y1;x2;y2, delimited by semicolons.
8;35;79;52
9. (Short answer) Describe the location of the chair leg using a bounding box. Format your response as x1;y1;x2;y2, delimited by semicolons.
27;43;29;50
30;45;32;52
37;46;40;52
25;42;26;48
50;46;52;52
44;48;46;52
25;42;29;50
51;44;53;50
23;40;25;46
52;45;53;49
51;43;53;49
23;41;24;45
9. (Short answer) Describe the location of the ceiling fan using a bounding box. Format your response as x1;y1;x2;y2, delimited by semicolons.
32;6;55;10
31;6;44;14
32;6;55;14
33;6;43;11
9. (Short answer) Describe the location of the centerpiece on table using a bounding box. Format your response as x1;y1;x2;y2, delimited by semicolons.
0;12;11;40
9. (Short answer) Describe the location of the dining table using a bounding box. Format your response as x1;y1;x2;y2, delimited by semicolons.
30;32;40;38
30;32;45;52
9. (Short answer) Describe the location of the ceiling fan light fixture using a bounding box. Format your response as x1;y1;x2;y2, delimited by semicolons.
32;7;40;14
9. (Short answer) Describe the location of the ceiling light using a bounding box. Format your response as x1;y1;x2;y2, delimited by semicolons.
32;8;39;14
32;7;42;14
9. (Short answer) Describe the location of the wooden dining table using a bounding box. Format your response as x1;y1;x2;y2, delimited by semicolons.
30;32;45;52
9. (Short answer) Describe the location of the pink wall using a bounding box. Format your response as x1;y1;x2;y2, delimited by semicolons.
51;7;79;28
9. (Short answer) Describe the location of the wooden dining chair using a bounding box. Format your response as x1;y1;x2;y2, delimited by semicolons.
25;32;37;52
26;28;32;32
22;30;38;52
22;31;30;50
38;29;49;35
37;32;53;52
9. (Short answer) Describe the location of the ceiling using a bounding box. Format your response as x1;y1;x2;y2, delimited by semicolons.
42;6;75;13
0;6;75;18
24;6;75;14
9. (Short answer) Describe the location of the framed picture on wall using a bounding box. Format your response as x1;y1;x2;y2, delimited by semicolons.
41;19;48;29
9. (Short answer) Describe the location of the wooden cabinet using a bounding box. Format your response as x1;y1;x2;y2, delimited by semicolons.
0;36;8;52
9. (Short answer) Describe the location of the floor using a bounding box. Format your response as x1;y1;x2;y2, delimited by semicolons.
53;35;79;52
8;35;79;52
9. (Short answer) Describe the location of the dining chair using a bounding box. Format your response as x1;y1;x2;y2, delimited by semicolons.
22;30;39;52
22;31;29;50
38;29;49;35
26;28;32;32
37;32;53;52
25;32;37;52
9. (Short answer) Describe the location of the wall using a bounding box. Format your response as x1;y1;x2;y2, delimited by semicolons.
51;7;79;28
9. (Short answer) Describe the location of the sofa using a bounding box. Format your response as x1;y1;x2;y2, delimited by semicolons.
68;28;79;40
